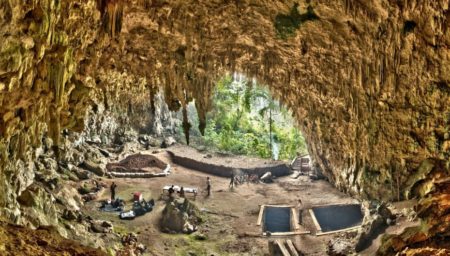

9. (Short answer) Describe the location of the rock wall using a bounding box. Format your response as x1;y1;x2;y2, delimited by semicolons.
0;0;449;250
0;0;103;224
0;0;174;225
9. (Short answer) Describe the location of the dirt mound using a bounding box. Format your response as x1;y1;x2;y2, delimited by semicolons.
0;221;106;256
107;153;167;173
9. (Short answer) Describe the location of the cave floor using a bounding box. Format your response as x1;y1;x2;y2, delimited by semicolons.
80;148;380;255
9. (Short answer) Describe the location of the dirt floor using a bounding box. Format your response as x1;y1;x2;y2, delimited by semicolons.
82;147;366;256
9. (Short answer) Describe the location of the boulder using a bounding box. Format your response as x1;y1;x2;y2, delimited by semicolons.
161;198;200;234
71;166;91;180
355;214;387;252
62;209;81;221
90;220;113;233
160;137;176;148
327;237;353;256
260;172;273;183
80;160;106;176
55;186;83;211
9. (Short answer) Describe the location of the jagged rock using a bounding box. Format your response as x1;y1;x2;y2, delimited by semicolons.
378;177;450;255
148;138;162;147
397;248;450;256
161;137;176;148
54;186;83;212
161;198;200;234
62;209;81;221
71;166;91;180
355;202;395;253
90;220;113;233
355;214;386;252
16;185;58;228
80;161;106;176
327;238;353;256
138;134;149;144
97;148;111;158
71;150;86;166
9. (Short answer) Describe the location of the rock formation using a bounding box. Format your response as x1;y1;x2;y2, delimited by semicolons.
0;0;449;254
161;198;201;234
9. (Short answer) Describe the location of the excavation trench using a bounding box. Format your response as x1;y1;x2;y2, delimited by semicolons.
264;206;292;233
310;204;363;235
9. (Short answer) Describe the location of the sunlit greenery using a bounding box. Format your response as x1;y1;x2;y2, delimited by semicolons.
178;75;307;160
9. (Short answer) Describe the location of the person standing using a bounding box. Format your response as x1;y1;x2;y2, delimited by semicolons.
206;177;211;196
110;182;117;201
229;172;235;188
168;185;175;200
297;199;303;225
179;186;185;198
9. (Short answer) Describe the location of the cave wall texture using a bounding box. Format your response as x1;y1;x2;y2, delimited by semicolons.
0;0;449;253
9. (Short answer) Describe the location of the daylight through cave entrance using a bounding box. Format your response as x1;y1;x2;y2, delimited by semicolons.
176;73;308;161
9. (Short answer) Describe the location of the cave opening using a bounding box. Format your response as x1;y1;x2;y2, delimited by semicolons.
175;73;308;162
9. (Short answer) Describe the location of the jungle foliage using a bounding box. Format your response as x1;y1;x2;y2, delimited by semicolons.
178;75;307;160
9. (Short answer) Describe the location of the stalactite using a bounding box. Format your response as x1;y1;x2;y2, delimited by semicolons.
97;0;124;38
182;105;191;145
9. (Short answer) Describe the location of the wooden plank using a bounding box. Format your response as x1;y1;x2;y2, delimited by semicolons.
257;205;265;226
286;240;299;256
291;208;300;230
264;230;311;236
315;225;361;236
276;240;291;256
311;203;361;209
265;204;295;208
309;209;322;233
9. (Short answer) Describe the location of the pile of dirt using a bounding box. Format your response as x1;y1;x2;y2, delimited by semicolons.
0;221;105;256
107;153;167;173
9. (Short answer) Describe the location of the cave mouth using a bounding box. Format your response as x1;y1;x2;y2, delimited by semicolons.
310;204;363;234
176;73;308;161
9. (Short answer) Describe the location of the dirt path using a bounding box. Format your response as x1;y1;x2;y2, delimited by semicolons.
83;149;360;256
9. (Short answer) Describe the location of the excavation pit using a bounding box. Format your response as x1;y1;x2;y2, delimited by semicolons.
257;205;309;236
264;206;291;233
310;204;363;235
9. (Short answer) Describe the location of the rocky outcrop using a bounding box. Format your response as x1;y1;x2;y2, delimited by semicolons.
160;198;201;234
377;170;450;255
0;221;106;256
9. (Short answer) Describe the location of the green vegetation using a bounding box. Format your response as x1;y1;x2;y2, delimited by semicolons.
274;4;319;39
178;75;307;160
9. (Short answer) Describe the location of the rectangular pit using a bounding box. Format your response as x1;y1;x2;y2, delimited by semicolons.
257;205;309;236
264;206;292;233
310;204;363;235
